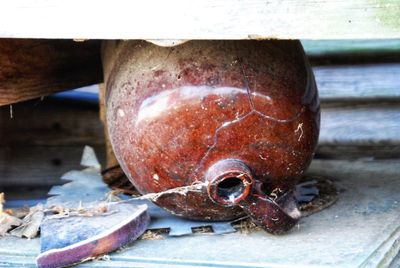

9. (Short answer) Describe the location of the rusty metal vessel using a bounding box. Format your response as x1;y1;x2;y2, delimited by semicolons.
104;40;320;234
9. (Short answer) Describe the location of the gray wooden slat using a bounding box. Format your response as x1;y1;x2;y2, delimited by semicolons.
320;105;400;145
0;145;106;188
0;0;399;40
0;99;106;190
303;40;400;56
315;64;400;101
0;99;104;146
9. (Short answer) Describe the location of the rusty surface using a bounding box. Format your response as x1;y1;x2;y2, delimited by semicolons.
104;40;319;229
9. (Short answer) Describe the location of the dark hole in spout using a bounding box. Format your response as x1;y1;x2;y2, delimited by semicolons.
216;177;245;202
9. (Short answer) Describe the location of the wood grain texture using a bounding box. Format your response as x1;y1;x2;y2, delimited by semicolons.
0;145;105;187
0;39;102;106
0;99;104;146
320;104;400;145
0;0;399;40
316;64;400;101
0;99;106;190
303;40;400;56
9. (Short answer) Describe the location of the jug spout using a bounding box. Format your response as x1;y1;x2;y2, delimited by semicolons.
206;159;299;234
206;159;253;205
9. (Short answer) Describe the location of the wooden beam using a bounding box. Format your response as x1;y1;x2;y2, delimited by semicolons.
0;39;102;106
0;0;399;40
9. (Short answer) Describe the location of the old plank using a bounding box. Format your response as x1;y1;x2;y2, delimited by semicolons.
0;39;102;106
0;98;104;146
316;64;400;101
0;98;106;190
316;144;400;159
0;145;105;188
320;104;400;145
0;0;399;40
303;39;400;56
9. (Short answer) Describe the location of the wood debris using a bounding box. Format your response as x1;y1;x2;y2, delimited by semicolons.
299;176;338;217
0;193;22;236
10;204;44;239
139;229;166;240
232;217;261;234
45;202;112;220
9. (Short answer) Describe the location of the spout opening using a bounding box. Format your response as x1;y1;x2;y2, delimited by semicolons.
216;177;245;202
206;159;253;206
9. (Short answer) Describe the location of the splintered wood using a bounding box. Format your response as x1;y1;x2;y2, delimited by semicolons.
0;193;44;238
10;204;44;239
0;193;22;236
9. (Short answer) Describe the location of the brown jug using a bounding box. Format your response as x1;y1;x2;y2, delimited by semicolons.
104;40;320;234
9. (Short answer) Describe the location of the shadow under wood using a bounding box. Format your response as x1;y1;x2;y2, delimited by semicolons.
309;52;400;66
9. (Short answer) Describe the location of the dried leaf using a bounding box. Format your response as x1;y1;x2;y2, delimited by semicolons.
10;204;44;239
12;206;31;219
46;202;112;220
0;213;22;236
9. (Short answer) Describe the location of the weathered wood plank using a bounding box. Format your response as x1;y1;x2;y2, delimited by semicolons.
320;104;400;145
316;145;400;159
0;145;105;188
0;39;102;106
316;64;400;101
0;98;106;190
0;0;399;40
303;40;400;56
0;98;104;146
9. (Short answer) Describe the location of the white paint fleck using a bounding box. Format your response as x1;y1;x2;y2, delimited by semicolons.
221;121;231;128
117;108;125;117
153;173;159;180
295;123;304;141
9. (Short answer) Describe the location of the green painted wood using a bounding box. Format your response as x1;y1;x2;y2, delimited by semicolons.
303;40;400;56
